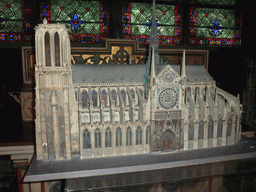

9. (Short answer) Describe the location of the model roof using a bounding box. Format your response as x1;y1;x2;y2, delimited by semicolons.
72;64;214;84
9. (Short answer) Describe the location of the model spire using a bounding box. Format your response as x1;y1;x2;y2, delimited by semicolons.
150;0;159;65
150;47;156;86
149;0;159;84
181;50;186;81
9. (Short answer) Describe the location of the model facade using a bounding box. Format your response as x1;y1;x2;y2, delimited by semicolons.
35;12;242;161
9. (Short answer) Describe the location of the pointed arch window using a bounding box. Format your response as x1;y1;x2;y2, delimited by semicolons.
188;123;194;140
81;90;89;108
105;127;112;148
94;128;101;148
116;127;122;147
45;32;51;67
130;89;135;100
199;121;204;140
47;0;109;43
227;117;232;137
217;119;223;137
121;89;126;105
136;126;142;145
146;126;151;144
54;32;61;66
189;4;242;46
83;129;91;149
208;119;214;138
122;2;182;45
139;89;143;98
92;89;98;107
111;89;117;104
126;126;132;146
102;89;108;107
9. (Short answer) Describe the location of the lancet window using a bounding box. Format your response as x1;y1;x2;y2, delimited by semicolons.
188;123;194;140
83;129;91;149
126;127;132;146
111;89;117;105
136;126;142;145
116;127;122;147
54;32;61;67
227;117;232;137
45;32;51;67
208;119;214;139
102;89;108;107
199;121;204;140
92;89;98;107
217;119;223;137
81;90;89;108
94;128;101;148
105;128;112;148
121;89;126;105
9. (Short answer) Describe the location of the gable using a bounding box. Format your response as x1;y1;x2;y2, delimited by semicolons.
156;65;181;85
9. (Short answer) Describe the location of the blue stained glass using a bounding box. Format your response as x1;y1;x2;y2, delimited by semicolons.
68;13;83;31
211;19;222;36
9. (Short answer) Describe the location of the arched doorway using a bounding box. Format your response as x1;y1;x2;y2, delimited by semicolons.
160;129;176;151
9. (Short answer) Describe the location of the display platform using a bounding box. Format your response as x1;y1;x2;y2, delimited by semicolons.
24;136;256;187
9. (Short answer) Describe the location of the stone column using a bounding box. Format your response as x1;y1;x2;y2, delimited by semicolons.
52;92;60;159
91;127;95;158
184;123;189;150
222;121;227;146
64;88;71;159
203;121;208;148
193;122;199;149
230;115;236;145
213;121;218;147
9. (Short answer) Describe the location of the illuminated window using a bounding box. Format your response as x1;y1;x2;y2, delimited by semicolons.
123;2;182;45
189;0;241;46
43;0;109;43
0;0;32;41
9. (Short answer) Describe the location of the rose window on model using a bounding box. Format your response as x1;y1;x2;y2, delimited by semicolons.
162;70;176;83
158;88;178;109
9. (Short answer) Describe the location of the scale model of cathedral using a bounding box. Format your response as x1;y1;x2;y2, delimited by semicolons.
34;6;242;161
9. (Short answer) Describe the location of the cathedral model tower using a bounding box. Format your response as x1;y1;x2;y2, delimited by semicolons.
34;1;242;161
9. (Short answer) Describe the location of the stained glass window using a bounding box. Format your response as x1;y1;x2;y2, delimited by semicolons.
42;0;109;43
123;2;182;45
0;0;32;41
191;0;236;6
189;4;241;46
